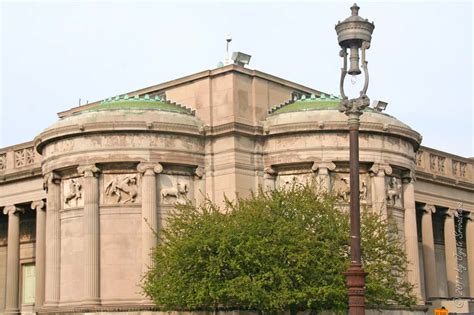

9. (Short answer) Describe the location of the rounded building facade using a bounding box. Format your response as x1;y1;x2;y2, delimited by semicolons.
0;66;472;314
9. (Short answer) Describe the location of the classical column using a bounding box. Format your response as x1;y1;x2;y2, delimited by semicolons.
369;163;392;219
137;162;163;275
44;172;61;307
401;172;423;302
194;166;206;206
421;204;438;299
263;167;277;192
77;164;101;305
466;212;474;298
312;161;336;192
31;200;46;309
3;205;24;315
444;209;458;297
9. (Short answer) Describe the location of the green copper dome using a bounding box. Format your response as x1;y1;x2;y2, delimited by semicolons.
84;94;195;115
269;93;377;115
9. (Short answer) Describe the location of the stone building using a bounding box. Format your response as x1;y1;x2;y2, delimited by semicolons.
0;64;473;314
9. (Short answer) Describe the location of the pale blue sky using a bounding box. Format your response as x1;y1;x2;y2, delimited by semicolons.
1;1;473;157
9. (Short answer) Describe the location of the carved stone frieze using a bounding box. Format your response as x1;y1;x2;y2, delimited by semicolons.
415;150;423;167
64;178;82;207
429;154;436;171
104;174;140;204
332;173;368;203
162;183;188;199
437;156;445;173
0;153;6;171
14;147;35;168
429;153;446;174
452;160;467;177
276;173;313;190
160;174;192;204
359;179;368;202
386;177;402;207
334;175;350;202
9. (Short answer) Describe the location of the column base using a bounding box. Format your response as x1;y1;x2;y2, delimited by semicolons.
4;308;20;315
81;298;101;306
343;263;368;315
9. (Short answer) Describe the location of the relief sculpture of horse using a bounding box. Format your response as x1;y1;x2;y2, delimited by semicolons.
105;175;138;204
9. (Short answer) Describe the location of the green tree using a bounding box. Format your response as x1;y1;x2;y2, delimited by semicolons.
142;185;416;313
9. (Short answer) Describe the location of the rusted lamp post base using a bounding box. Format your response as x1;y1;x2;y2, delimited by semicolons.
343;263;368;315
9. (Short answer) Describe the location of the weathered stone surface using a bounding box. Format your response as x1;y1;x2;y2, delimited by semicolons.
0;65;472;314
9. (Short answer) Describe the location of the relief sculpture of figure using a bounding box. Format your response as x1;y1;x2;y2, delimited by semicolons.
386;177;402;206
65;179;82;206
105;175;138;204
359;180;367;201
162;182;188;199
337;176;350;202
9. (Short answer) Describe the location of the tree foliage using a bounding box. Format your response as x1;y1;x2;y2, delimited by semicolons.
142;185;416;312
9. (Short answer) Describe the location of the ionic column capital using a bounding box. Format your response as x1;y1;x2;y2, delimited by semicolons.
31;200;46;211
369;163;392;177
43;171;61;191
137;162;163;176
467;212;474;221
422;204;436;215
3;205;24;216
264;166;277;178
311;161;336;174
401;169;416;183
444;208;460;218
194;166;205;179
77;164;100;177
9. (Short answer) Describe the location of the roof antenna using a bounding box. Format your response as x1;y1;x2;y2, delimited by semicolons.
79;98;81;106
224;34;232;66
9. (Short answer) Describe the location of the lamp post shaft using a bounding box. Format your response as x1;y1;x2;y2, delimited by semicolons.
344;113;367;315
336;5;374;314
349;118;361;264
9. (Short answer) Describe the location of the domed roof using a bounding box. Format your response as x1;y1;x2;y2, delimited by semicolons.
35;94;202;154
83;94;195;115
265;94;422;147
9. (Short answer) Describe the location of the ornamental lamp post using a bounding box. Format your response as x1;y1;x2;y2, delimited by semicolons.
335;4;374;315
